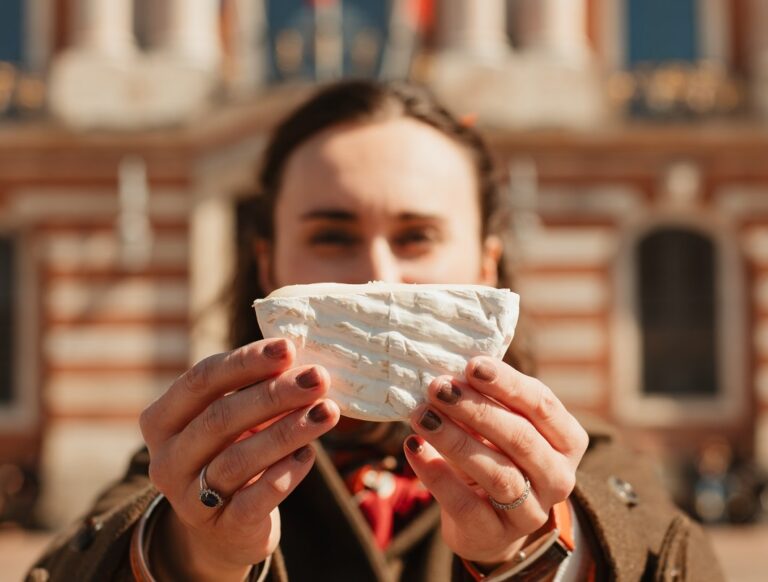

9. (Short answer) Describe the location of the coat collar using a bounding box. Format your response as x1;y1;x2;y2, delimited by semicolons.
279;439;442;581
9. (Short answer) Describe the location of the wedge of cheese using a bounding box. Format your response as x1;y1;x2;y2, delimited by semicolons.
253;283;519;421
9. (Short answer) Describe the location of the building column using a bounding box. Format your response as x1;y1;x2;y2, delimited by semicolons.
439;0;509;61
227;0;268;94
73;0;136;59
161;0;222;69
523;0;590;63
313;0;344;81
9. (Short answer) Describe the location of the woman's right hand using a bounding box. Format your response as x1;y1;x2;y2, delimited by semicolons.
139;338;340;581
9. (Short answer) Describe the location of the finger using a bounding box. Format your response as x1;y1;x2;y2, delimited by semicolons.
426;376;572;499
195;399;340;502
465;357;589;457
170;365;331;478
403;435;499;532
141;339;295;444
410;405;547;525
219;443;317;530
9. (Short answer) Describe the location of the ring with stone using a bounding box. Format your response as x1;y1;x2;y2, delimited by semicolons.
199;463;225;509
488;474;531;511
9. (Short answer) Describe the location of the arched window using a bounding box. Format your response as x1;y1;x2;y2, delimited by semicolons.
0;236;15;405
637;227;718;397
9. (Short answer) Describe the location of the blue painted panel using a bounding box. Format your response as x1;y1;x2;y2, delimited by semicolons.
0;0;24;64
627;0;698;65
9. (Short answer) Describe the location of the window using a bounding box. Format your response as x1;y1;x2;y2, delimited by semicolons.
637;228;718;397
0;236;15;405
614;218;745;425
0;0;23;64
626;0;699;65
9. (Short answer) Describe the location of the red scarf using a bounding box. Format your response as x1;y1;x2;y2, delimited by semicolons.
344;460;433;548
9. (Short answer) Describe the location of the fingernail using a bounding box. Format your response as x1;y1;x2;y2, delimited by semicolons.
264;339;288;359
436;380;461;405
419;409;442;431
293;445;313;462
473;360;496;382
296;367;320;389
307;402;330;424
405;435;423;454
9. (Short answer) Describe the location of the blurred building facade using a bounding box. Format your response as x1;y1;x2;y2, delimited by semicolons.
1;0;768;526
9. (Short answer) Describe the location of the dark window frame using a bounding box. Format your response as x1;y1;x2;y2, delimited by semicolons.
0;235;15;406
636;227;719;398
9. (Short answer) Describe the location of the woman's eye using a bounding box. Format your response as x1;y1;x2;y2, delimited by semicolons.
394;229;441;252
308;231;360;247
396;229;438;245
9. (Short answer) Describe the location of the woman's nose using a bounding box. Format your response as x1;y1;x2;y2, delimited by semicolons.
365;237;403;283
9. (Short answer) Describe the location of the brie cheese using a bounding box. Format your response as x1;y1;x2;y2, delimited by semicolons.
253;282;519;421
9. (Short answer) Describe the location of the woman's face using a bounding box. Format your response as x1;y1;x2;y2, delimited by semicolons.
257;117;501;291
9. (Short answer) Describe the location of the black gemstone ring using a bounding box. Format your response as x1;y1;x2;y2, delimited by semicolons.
199;464;225;509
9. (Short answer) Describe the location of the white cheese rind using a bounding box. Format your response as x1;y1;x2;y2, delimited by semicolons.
253;282;519;421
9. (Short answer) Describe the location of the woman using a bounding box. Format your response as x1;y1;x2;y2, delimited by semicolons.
30;80;723;581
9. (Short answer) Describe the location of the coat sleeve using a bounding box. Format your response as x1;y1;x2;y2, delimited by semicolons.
573;419;726;582
27;448;289;582
26;448;159;581
681;515;725;582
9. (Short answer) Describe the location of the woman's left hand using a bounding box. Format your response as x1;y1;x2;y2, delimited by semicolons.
404;356;589;566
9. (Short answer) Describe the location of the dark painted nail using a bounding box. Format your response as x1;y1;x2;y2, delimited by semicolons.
308;402;330;424
436;380;461;405
264;340;288;359
419;409;442;431
405;435;424;454
296;367;321;389
473;360;496;382
293;445;313;462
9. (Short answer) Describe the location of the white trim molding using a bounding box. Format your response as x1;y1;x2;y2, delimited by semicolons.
613;211;747;426
188;137;267;364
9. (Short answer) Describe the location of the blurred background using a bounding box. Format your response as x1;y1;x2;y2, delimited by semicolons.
1;0;768;578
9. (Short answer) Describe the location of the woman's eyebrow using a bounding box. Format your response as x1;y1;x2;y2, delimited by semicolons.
397;212;441;222
301;209;357;221
300;210;443;222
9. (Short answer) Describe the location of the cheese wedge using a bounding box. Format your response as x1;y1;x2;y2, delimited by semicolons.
253;282;519;421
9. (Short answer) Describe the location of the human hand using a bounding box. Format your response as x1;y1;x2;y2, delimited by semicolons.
404;356;588;566
139;339;340;581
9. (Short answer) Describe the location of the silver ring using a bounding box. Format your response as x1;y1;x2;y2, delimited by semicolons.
488;475;531;511
199;464;225;509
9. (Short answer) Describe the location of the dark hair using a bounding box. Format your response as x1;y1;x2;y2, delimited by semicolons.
230;79;534;374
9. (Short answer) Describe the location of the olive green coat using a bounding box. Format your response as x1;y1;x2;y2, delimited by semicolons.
28;419;724;581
